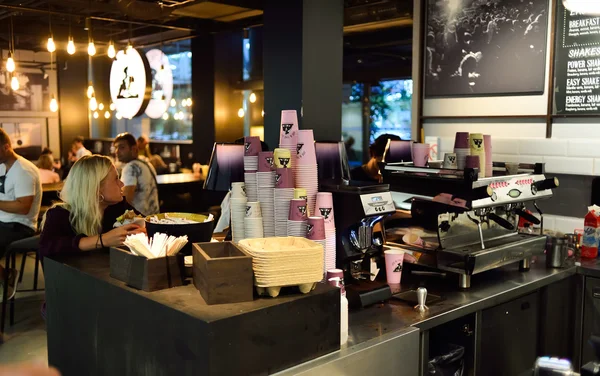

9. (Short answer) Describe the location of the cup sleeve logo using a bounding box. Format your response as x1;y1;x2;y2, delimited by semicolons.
297;143;304;155
448;156;456;163
244;142;251;152
319;207;332;219
245;206;251;215
393;263;403;272
282;124;293;135
298;205;307;215
275;174;281;183
307;224;314;234
473;139;483;149
266;157;274;167
279;157;290;167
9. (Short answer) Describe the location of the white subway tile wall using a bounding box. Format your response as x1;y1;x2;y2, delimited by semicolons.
545;215;583;234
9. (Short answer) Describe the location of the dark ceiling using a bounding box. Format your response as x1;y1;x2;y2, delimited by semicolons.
0;0;413;81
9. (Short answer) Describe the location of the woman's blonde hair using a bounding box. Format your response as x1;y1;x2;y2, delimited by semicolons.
42;155;113;236
36;154;54;170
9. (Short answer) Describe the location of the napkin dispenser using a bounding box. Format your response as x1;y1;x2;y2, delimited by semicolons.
109;247;184;292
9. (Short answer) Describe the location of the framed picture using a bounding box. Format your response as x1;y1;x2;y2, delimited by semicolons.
424;0;549;98
0;69;50;111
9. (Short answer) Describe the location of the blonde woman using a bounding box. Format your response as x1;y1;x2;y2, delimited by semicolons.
40;155;145;258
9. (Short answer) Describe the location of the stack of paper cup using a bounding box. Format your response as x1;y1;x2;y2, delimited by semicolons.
315;192;336;269
244;136;260;171
274;168;295;236
443;153;458;169
244;171;258;202
412;143;430;167
469;133;485;178
287;198;308;237
279;110;299;162
274;148;292;169
230;182;247;243
244;201;264;239
295;130;319;215
257;151;276;237
454;132;470;170
484;134;493;177
307;216;331;274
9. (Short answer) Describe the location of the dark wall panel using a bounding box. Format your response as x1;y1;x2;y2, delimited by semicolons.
191;34;216;164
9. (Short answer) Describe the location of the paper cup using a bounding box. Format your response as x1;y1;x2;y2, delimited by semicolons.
315;192;335;229
289;199;308;221
294;188;308;200
274;148;292;168
275;168;295;188
307;216;326;241
231;182;246;198
469;133;484;153
412;143;430;167
326;269;344;281
245;201;262;218
296;129;317;165
402;233;423;247
443;153;457;169
454;132;469;149
258;151;275;172
384;249;405;284
244;136;261;156
280;110;299;145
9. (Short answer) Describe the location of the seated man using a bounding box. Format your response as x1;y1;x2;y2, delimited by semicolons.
0;129;42;300
137;135;168;174
68;136;92;163
351;134;401;183
114;133;160;215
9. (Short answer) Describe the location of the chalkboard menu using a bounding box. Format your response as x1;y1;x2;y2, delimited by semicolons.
555;3;600;114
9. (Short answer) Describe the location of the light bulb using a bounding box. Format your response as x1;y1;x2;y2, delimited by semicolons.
67;38;76;55
109;102;115;111
6;55;15;73
126;43;133;54
249;92;257;103
181;99;187;107
116;112;122;120
187;98;192;107
87;84;94;99
49;95;58;112
261;110;264;117
237;108;245;118
162;112;169;120
170;98;176;107
10;76;19;91
98;103;104;111
93;111;99;119
89;96;97;111
88;41;96;56
47;37;56;53
104;110;110;119
107;41;116;59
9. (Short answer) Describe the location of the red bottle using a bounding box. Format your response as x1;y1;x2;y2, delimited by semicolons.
581;210;599;258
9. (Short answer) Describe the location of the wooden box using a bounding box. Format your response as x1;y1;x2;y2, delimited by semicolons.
193;242;253;304
109;247;183;292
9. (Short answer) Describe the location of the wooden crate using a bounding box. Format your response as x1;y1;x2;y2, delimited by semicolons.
193;242;253;304
109;247;183;292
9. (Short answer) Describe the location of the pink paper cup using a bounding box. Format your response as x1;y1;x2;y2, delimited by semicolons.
315;192;335;229
412;143;430;167
275;168;295;188
454;132;469;149
258;151;275;172
244;136;261;156
296;129;317;165
402;233;423;247
326;269;344;281
384;249;405;284
289;199;308;221
465;155;480;169
280;110;299;144
307;216;326;240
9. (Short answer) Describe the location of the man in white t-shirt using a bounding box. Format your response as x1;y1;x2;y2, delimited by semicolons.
0;128;41;300
68;136;92;163
114;133;160;215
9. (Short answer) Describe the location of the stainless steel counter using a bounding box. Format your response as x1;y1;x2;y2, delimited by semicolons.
275;259;579;376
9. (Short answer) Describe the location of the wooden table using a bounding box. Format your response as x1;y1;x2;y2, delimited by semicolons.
156;173;203;185
42;182;64;192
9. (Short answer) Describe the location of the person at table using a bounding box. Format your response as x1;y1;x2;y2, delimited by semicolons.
36;154;60;185
350;134;401;183
40;155;146;258
0;128;42;300
137;135;168;174
40;147;63;178
68;136;91;163
114;133;160;215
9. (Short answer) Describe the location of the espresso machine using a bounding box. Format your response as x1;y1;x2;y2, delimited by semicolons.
323;184;396;307
381;162;559;288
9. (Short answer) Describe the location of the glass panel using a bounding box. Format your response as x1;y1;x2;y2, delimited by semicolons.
341;83;363;166
369;79;412;143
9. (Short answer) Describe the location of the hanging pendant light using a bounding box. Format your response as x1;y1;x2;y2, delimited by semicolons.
6;53;15;73
47;37;56;53
11;75;19;91
249;92;257;103
98;103;104;111
107;41;116;59
89;95;98;111
109;102;116;111
88;41;96;56
93;111;99;119
67;37;76;55
104;110;111;119
87;83;94;99
87;18;96;56
49;95;58;112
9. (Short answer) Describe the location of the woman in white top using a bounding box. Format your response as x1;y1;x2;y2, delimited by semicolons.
36;154;60;185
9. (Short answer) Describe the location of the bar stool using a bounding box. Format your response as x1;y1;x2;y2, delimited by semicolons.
1;235;42;334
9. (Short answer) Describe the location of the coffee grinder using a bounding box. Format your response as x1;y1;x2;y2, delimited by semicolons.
323;184;396;308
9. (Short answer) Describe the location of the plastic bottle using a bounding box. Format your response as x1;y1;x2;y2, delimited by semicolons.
328;277;348;345
582;206;600;258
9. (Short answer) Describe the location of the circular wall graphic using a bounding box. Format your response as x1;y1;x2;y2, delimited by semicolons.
145;49;173;119
109;48;151;119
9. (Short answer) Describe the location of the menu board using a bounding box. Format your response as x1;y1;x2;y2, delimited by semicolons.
555;3;600;114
